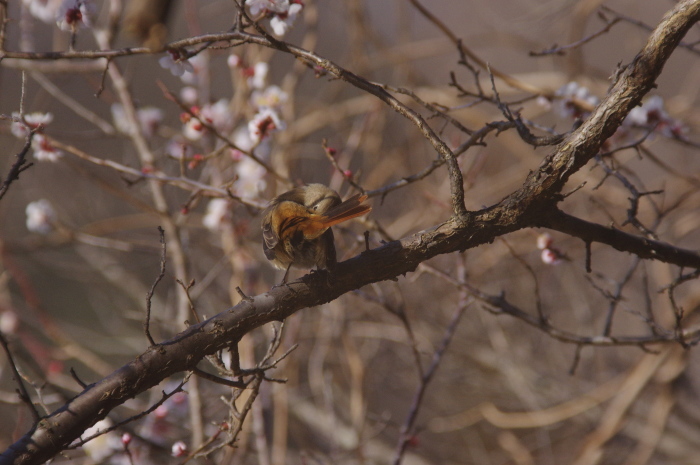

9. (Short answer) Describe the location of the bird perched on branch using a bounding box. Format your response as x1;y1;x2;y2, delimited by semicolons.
262;184;371;282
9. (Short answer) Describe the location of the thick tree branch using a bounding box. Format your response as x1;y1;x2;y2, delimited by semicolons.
2;1;700;464
541;209;700;269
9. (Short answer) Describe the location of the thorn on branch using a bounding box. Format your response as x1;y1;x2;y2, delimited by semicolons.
236;286;253;303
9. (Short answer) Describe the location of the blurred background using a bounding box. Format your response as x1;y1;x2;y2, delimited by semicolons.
1;0;700;463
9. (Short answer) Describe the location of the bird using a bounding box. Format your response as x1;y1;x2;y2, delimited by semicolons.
261;184;371;282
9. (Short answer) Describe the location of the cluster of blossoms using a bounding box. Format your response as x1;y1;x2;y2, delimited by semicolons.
245;0;304;37
10;112;64;162
24;0;96;31
539;82;687;151
536;233;566;266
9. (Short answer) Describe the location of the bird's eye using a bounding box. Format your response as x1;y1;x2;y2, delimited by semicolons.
313;205;319;211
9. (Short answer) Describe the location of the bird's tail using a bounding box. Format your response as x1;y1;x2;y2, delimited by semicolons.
304;194;371;237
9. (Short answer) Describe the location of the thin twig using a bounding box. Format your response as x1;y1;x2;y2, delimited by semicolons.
530;15;621;56
0;130;35;201
145;226;166;346
392;302;468;465
0;332;41;422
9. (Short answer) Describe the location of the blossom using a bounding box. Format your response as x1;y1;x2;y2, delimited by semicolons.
248;62;269;89
111;104;163;138
56;0;96;31
248;107;285;143
201;99;232;132
246;0;289;16
536;233;553;250
270;3;303;37
229;126;271;161
555;81;598;119
233;157;267;197
11;112;53;138
159;50;194;77
137;107;164;138
624;95;687;138
541;248;563;266
183;116;205;141
227;54;243;69
32;134;64;162
166;138;194;159
24;0;62;24
0;311;19;335
171;441;188;457
26;199;57;234
251;85;288;109
179;53;207;85
180;86;199;105
203;198;230;231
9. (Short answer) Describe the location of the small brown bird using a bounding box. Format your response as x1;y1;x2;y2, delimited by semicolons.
262;184;372;282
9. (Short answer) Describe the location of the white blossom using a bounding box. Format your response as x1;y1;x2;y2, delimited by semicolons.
26;199;57;234
536;233;553;251
203;198;230;231
248;107;285;143
24;0;62;24
270;3;302;37
201;99;232;132
248;62;269;89
137;106;164;138
159;53;194;77
541;248;562;266
246;0;289;16
179;53;207;85
31;134;63;162
171;441;188;457
233;157;267;197
183;117;205;141
56;0;96;31
180;86;199;105
554;81;598;119
251;85;288;109
111;104;163;138
11;112;53;138
228;54;242;69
